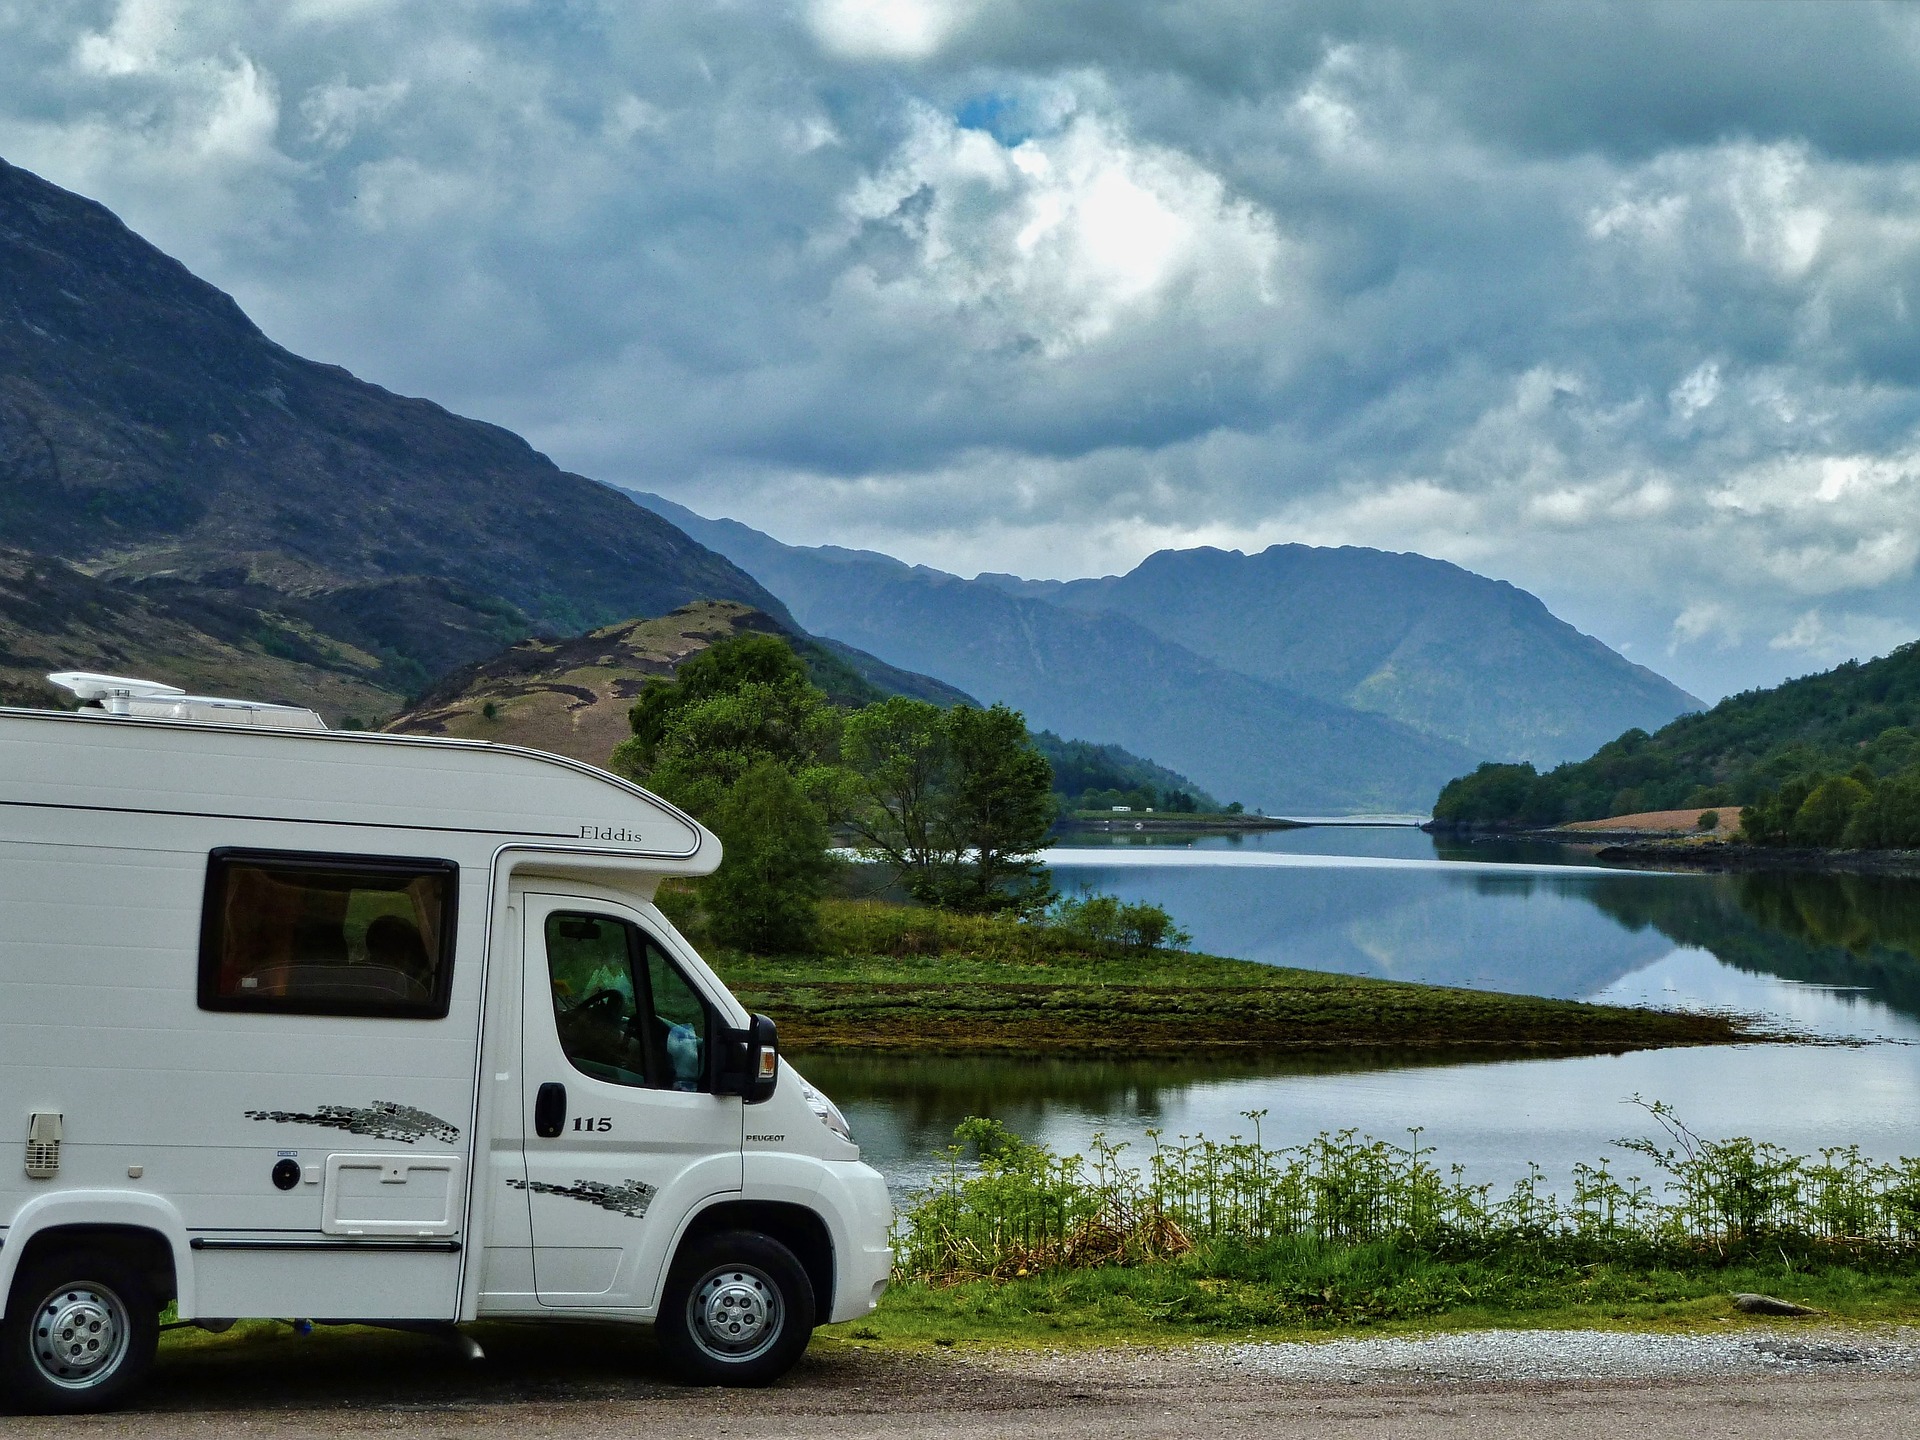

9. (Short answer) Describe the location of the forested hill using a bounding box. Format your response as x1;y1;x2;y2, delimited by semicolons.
1432;640;1920;827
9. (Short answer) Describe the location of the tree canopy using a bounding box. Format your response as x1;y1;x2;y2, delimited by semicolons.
843;697;1056;912
1432;640;1920;828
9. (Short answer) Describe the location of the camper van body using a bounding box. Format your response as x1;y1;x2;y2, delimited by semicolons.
0;705;891;1409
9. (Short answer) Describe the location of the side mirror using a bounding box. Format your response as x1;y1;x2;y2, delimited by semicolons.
713;1013;779;1104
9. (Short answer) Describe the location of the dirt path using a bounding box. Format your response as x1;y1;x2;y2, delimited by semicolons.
14;1324;1920;1438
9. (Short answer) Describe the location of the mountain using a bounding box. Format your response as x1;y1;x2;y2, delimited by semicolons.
626;492;1478;814
987;545;1701;765
1432;640;1920;826
0;156;787;718
383;600;970;764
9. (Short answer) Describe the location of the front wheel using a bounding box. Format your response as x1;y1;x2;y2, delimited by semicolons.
656;1231;815;1386
0;1251;159;1414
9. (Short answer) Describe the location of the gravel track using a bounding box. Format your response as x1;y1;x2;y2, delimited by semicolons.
10;1323;1919;1438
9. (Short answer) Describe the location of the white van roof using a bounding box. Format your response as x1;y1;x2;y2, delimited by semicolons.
0;703;719;873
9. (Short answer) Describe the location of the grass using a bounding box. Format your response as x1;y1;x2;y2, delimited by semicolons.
840;1250;1920;1349
701;898;1766;1057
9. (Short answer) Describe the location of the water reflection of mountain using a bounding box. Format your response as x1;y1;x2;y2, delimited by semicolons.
1063;863;1677;998
1583;872;1920;1023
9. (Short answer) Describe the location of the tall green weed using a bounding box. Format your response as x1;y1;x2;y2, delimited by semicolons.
897;1103;1920;1284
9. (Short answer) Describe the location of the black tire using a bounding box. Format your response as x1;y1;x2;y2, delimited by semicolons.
0;1250;159;1415
656;1230;815;1386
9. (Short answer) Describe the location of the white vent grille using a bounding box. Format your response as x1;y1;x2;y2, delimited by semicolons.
25;1113;62;1180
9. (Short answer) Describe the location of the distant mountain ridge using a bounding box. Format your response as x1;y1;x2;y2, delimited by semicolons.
0;155;787;717
626;491;1480;814
626;491;1701;815
998;546;1702;765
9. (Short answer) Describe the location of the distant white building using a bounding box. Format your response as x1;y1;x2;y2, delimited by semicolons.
1111;805;1131;813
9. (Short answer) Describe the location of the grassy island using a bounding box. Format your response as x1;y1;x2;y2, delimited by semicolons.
701;899;1765;1058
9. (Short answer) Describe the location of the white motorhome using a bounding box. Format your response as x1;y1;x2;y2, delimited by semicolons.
0;675;892;1414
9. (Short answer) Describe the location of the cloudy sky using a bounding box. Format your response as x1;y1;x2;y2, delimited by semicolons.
8;1;1920;700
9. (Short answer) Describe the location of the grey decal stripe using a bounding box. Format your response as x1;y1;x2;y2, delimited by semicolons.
507;1177;657;1218
245;1101;460;1144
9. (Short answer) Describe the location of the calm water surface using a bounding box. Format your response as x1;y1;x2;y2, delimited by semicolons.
809;827;1920;1199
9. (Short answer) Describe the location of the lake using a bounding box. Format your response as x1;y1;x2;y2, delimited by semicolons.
804;827;1920;1200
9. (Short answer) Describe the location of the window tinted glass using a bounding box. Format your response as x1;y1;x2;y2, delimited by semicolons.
544;912;710;1091
199;850;457;1018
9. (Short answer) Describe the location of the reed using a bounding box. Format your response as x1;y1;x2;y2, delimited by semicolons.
896;1101;1920;1284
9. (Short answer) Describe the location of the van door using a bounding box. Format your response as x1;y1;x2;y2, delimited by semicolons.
518;893;743;1308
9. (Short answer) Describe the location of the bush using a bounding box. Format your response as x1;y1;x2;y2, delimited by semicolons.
1696;810;1719;831
1046;893;1191;951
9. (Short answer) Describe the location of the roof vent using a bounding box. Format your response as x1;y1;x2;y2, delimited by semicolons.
46;672;328;731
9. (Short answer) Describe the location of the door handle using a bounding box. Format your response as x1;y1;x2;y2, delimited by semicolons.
534;1081;567;1139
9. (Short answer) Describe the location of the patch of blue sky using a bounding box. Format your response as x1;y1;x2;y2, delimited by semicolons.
955;92;1032;146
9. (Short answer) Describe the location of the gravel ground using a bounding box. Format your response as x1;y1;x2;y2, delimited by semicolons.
10;1323;1920;1439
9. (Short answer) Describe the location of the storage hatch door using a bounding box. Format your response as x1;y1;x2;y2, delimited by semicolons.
321;1153;463;1237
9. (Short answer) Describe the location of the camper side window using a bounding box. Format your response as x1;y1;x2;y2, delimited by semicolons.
198;849;458;1018
544;913;711;1091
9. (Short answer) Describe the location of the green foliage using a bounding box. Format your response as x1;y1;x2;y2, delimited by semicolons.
896;1106;1920;1287
1695;810;1718;831
617;630;816;776
613;631;841;951
1046;892;1191;951
1431;640;1920;826
1792;775;1872;847
1031;730;1221;813
701;760;837;953
843;698;1056;912
1843;768;1920;848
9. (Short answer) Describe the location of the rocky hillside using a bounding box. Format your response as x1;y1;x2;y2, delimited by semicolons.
0;156;784;718
384;600;972;765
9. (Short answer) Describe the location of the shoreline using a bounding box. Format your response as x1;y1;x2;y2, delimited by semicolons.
1053;814;1303;835
1434;827;1920;876
712;902;1781;1061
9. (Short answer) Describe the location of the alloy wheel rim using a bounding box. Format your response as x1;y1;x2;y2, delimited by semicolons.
687;1264;782;1363
29;1282;131;1390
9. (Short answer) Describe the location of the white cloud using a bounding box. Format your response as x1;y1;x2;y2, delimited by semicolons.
837;102;1286;356
806;0;977;61
1669;362;1720;419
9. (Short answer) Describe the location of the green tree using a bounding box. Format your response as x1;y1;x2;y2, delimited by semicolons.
1843;765;1920;849
608;631;844;951
844;698;1056;911
701;760;835;952
615;631;814;775
1791;776;1872;848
